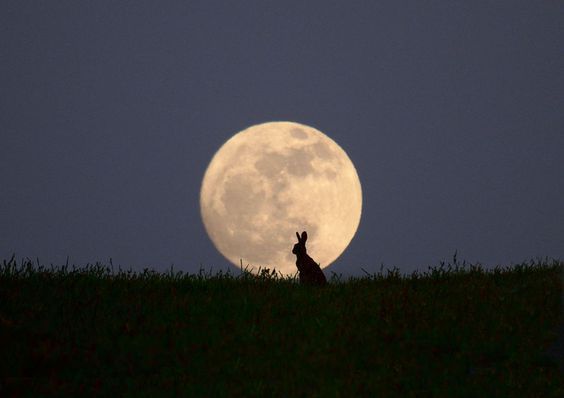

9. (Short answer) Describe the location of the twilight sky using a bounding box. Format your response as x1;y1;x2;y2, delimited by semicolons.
1;1;563;276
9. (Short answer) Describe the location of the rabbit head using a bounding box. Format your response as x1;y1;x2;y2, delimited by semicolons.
292;231;308;256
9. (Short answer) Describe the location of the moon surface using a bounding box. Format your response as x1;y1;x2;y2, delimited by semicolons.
200;121;362;276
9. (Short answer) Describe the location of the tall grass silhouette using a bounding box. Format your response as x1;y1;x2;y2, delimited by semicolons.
1;255;562;396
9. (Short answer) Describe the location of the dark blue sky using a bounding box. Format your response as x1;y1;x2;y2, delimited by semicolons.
2;1;563;276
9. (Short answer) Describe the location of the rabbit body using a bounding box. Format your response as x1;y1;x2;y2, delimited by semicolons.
292;231;327;286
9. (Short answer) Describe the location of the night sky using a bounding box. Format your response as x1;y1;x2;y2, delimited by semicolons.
2;1;563;276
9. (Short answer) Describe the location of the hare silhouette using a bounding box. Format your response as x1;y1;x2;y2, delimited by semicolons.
292;231;327;286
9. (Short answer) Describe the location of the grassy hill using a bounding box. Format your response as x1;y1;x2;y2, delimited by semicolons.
1;256;562;397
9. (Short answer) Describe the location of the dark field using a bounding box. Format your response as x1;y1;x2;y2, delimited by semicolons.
1;256;562;397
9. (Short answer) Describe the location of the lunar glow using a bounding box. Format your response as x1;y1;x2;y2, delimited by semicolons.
200;121;362;276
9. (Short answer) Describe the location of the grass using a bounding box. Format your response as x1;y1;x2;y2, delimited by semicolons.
0;255;562;397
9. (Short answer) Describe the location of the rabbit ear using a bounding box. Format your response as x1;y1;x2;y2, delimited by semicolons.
296;232;301;242
301;231;308;243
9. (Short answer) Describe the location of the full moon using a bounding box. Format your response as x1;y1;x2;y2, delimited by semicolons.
200;121;362;276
